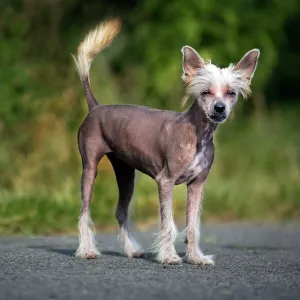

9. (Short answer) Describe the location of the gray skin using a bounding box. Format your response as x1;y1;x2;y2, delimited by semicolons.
79;100;216;264
79;100;216;184
78;46;259;264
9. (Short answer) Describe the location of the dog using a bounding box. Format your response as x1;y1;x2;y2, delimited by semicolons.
73;19;259;265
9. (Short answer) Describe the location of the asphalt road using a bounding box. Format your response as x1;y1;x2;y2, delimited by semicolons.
1;223;300;300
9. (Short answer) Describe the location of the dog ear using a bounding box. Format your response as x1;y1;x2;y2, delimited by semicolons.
181;46;205;80
234;49;260;82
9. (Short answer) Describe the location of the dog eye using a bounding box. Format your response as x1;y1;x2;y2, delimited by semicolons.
201;90;210;95
227;90;235;96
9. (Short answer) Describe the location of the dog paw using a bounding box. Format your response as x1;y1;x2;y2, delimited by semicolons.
76;249;100;259
128;250;145;258
186;254;214;265
160;255;182;265
85;251;100;259
123;242;145;258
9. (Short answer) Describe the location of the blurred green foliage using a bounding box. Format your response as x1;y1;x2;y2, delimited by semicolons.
0;0;300;234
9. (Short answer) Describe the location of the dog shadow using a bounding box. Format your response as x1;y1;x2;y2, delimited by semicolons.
28;246;190;264
28;246;160;261
29;246;76;257
102;251;188;264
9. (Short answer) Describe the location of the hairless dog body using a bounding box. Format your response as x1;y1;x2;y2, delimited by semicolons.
73;20;260;265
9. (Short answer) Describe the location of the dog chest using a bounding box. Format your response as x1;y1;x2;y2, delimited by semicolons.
177;146;209;184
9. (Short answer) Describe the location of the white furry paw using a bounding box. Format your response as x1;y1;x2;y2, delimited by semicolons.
121;235;144;258
75;248;100;259
159;254;182;265
186;254;214;265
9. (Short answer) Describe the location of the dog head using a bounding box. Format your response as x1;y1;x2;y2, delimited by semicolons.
181;46;260;123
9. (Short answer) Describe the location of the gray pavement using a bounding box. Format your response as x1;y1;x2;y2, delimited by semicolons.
0;223;300;300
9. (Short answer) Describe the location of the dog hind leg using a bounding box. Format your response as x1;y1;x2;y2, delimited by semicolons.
76;130;106;259
107;153;144;258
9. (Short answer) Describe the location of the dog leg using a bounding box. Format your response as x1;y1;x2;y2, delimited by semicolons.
153;177;181;264
76;209;99;259
107;154;144;258
185;179;214;265
76;165;101;259
76;133;106;259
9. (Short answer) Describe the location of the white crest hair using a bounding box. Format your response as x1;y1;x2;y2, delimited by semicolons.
181;60;254;107
182;61;252;107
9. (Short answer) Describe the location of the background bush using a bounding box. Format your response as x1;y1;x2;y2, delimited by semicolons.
0;0;299;234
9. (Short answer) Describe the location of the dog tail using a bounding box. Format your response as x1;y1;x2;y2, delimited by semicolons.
72;19;121;111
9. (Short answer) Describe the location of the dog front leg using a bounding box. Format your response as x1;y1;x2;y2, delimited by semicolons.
153;178;181;264
185;179;214;265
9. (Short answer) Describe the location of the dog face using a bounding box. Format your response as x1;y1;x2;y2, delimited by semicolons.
182;46;260;123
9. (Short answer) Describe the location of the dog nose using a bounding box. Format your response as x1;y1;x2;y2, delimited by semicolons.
214;102;226;113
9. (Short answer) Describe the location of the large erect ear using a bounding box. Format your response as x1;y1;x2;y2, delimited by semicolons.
181;46;205;80
233;49;260;82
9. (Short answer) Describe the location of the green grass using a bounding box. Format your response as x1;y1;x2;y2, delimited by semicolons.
1;107;300;235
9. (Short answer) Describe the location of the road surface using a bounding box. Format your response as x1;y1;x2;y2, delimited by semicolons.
1;223;300;300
